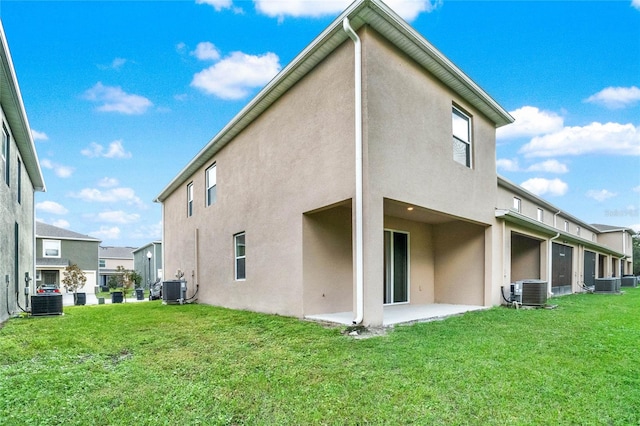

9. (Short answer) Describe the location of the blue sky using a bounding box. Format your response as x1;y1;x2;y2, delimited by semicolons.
2;0;639;248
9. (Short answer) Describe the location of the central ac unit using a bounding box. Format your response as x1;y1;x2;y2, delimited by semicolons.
31;295;63;316
521;280;547;306
594;278;620;293
162;280;187;304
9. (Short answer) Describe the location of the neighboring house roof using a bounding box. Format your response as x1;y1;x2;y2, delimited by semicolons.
0;20;45;192
155;0;513;203
498;175;601;234
99;246;135;259
591;224;636;234
36;221;101;242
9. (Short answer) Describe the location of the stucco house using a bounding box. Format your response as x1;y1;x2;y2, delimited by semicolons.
98;246;135;290
156;0;633;326
133;241;162;288
0;21;46;323
35;222;100;294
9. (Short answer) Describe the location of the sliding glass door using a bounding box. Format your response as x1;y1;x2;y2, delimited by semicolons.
384;230;409;304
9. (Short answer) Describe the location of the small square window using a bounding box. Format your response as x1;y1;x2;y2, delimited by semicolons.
513;197;521;213
43;240;61;258
187;183;194;217
206;164;217;207
576;226;581;236
234;232;246;281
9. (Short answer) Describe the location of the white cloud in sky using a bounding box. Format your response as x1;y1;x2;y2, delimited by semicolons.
69;187;144;208
36;200;68;215
98;57;127;71
130;220;163;241
98;177;119;188
497;106;564;140
83;82;152;115
585;86;640;109
52;219;71;229
633;0;640;10
196;0;235;12
40;159;74;178
95;210;140;224
191;42;221;61
586;189;617;202
496;158;520;172
81;140;132;159
92;226;121;240
521;178;568;197
31;129;48;141
633;185;640;193
526;159;569;174
252;0;440;20
520;122;640;157
191;51;281;100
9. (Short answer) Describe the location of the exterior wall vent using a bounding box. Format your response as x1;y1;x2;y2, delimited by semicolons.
30;295;63;316
594;278;621;293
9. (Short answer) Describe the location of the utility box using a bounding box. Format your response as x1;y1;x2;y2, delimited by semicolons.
31;294;63;316
162;280;186;304
621;275;638;288
521;280;548;306
594;278;620;293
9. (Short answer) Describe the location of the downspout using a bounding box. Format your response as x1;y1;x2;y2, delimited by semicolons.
343;17;364;325
547;233;560;296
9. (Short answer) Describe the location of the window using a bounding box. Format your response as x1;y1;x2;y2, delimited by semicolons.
234;232;246;280
452;107;472;168
564;221;569;232
206;164;217;206
99;259;106;268
43;239;61;258
2;125;8;186
513;197;521;212
537;208;544;222
17;157;22;204
187;183;194;217
576;226;581;236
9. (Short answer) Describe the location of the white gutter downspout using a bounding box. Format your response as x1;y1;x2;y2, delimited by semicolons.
548;233;560;296
343;17;364;325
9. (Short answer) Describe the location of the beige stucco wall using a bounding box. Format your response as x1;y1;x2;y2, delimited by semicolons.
163;41;356;318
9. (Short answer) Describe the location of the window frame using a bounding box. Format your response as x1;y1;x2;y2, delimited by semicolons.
512;197;521;213
99;259;106;268
17;156;22;204
564;221;569;232
43;239;61;258
234;232;246;281
2;124;9;186
452;106;472;168
537;208;544;222
206;163;217;207
187;182;194;217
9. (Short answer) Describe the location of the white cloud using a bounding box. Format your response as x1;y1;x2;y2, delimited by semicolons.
98;57;127;71
521;178;568;197
52;219;70;229
81;140;132;159
130;220;163;241
633;0;640;10
526;159;568;174
497;106;564;140
92;226;121;240
40;159;74;178
586;189;617;202
585;86;640;109
520;122;640;157
196;0;234;11
95;210;140;224
176;42;187;54
191;51;281;100
36;200;68;215
98;177;119;188
83;82;153;115
69;187;144;208
633;185;640;193
191;42;221;61
496;158;520;172
31;129;48;141
253;0;440;20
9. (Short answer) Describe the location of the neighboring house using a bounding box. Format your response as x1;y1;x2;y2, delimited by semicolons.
35;222;100;294
590;224;635;276
98;246;135;290
155;0;633;326
133;242;162;288
0;21;46;323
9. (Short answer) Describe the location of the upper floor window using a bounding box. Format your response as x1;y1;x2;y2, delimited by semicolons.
17;157;22;204
234;232;246;281
206;164;217;207
43;239;61;258
2;125;9;186
564;221;569;232
99;259;106;268
187;183;194;217
537;208;544;222
452;107;472;168
576;226;581;236
513;197;521;213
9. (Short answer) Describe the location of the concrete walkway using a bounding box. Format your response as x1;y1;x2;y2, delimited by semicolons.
62;293;149;307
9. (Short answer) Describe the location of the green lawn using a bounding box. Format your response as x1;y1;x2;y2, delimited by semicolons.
1;289;639;425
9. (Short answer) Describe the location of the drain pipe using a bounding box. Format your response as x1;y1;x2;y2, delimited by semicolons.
547;233;560;296
343;17;364;325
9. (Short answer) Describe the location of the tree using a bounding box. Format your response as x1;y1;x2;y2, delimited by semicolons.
61;264;87;293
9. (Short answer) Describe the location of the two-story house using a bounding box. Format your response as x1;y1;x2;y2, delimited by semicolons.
0;21;46;323
133;242;162;288
35;222;100;293
98;246;135;290
155;0;633;326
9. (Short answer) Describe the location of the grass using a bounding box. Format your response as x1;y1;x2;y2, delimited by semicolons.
1;289;639;425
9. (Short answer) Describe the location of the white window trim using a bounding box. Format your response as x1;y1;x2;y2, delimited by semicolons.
452;106;472;168
187;182;194;217
43;239;61;258
513;197;521;213
206;163;217;207
234;232;246;281
537;208;544;222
